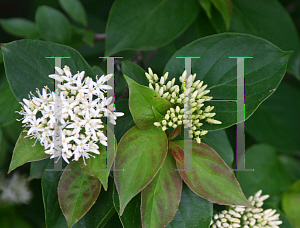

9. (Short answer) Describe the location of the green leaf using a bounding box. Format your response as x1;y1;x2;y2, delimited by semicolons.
92;65;105;76
105;0;199;56
114;99;135;142
164;33;291;130
198;0;212;18
0;117;23;144
166;183;213;228
58;161;101;228
0;49;3;64
102;213;123;228
29;158;50;180
237;144;295;198
114;125;168;215
229;0;300;79
175;140;252;207
0;80;20;126
245;82;300;153
124;75;172;130
59;0;88;26
113;184;142;228
278;210;297;228
42;161;68;228
8;130;50;173
82;30;94;46
122;60;149;86
279;155;300;182
141;153;182;228
201;129;234;167
211;0;232;30
35;6;71;44
2;39;94;102
79;124;117;191
282;180;300;228
0;18;39;38
147;8;216;76
0;128;9;169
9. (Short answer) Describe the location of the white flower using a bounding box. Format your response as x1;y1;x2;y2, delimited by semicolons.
94;74;113;97
0;172;32;205
17;65;124;164
210;190;282;228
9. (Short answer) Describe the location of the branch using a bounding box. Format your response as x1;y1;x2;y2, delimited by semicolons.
94;33;106;41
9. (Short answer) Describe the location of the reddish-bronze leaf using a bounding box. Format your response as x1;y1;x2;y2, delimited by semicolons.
141;153;182;228
79;124;117;191
168;140;184;166
175;140;252;208
168;126;181;140
58;161;101;228
114;125;168;216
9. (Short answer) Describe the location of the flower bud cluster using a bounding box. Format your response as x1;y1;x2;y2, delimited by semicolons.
17;65;124;164
210;190;283;228
146;68;221;143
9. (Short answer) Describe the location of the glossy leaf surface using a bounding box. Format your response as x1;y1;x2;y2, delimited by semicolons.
58;162;101;228
164;33;291;130
141;153;182;228
105;0;199;55
35;6;71;44
125;75;172;130
79;124;117;191
114;125;168;215
175;140;251;207
166;183;213;228
8;131;49;173
2;39;94;101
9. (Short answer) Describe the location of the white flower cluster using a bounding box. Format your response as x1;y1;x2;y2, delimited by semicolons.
146;68;221;144
0;172;32;205
210;190;283;228
17;66;124;164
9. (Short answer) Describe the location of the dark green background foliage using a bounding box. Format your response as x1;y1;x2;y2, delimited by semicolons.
0;0;300;227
